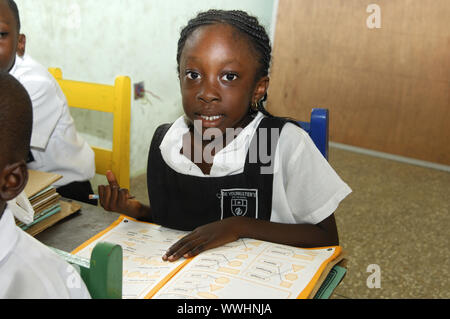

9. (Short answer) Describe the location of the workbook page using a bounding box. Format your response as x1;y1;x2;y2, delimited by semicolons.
152;239;340;299
73;216;189;299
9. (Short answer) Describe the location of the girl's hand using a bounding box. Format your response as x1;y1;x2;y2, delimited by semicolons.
98;170;141;216
162;217;242;262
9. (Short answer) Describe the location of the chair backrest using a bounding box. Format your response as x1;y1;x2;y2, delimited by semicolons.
298;109;347;299
297;108;329;160
51;242;123;299
48;68;131;189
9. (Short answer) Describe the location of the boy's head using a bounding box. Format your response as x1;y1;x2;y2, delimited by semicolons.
0;0;20;72
0;72;32;216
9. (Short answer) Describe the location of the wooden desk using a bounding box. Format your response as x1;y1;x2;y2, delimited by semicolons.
35;199;120;252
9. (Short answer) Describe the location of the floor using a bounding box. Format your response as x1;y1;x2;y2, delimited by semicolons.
68;146;450;299
324;147;449;298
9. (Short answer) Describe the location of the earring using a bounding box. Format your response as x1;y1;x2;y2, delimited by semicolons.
252;101;258;111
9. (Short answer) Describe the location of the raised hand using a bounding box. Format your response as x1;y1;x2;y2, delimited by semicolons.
98;170;140;215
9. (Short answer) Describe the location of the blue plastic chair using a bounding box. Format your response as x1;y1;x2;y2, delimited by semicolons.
297;108;348;299
298;108;329;160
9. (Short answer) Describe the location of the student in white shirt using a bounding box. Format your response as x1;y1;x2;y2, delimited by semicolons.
98;10;352;262
0;0;96;205
0;72;90;299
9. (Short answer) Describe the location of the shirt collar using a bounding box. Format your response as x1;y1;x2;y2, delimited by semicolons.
159;112;265;177
0;206;20;263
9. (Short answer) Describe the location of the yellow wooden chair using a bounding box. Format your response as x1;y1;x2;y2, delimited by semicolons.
48;68;131;189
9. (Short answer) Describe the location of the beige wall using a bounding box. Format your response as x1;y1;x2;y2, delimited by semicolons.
267;0;450;165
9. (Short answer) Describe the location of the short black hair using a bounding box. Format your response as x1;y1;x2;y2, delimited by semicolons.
2;0;20;32
0;72;32;164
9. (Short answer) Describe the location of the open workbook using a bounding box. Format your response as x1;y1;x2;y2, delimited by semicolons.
72;215;346;299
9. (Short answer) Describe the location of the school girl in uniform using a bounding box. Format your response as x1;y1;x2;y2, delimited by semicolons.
98;9;352;262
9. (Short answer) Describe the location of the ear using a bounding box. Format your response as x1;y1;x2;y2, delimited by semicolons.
0;161;28;201
17;34;26;57
252;76;270;104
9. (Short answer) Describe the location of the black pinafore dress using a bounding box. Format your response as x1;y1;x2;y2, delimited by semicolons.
145;117;288;231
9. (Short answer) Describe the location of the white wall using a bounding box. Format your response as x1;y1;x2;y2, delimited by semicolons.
15;0;275;178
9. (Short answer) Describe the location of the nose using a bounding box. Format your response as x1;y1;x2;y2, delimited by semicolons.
197;76;220;103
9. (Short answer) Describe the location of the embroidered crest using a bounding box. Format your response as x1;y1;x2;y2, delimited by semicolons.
231;198;247;216
220;189;258;219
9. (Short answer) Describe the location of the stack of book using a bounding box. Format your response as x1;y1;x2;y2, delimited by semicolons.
16;170;81;236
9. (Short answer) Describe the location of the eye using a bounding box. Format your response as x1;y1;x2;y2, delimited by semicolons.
186;71;201;80
0;32;8;38
221;73;238;82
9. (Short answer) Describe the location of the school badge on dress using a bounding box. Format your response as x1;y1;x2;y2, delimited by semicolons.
220;188;258;219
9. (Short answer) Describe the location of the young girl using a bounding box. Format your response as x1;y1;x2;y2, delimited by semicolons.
98;9;352;262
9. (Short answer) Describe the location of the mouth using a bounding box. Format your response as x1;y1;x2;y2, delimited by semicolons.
193;113;225;127
199;114;223;121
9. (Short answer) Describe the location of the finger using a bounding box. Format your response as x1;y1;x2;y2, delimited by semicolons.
163;240;186;261
166;231;199;253
118;188;127;201
183;241;209;259
167;237;205;262
98;185;105;208
110;184;119;209
163;233;199;260
118;188;130;209
102;185;112;211
106;170;120;188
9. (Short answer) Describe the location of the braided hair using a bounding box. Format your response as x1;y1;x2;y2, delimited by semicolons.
177;9;273;117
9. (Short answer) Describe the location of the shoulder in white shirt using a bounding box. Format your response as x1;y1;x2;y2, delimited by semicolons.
9;55;95;186
158;113;352;225
0;206;91;299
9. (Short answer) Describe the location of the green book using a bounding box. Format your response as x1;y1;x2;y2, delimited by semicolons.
313;265;347;299
20;205;61;231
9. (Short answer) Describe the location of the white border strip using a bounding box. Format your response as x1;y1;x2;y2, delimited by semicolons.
330;142;450;172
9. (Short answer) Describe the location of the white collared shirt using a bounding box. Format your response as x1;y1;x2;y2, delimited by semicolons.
0;206;91;299
9;54;95;187
159;113;352;224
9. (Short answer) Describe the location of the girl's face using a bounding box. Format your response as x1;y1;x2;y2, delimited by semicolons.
179;23;268;135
